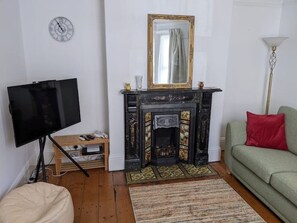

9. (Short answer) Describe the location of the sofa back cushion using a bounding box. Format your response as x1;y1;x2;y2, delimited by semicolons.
278;106;297;155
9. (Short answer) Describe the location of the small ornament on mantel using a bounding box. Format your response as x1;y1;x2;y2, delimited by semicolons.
124;83;131;91
198;81;204;89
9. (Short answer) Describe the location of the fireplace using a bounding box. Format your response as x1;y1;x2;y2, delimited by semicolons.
121;88;222;170
151;114;179;166
143;108;194;167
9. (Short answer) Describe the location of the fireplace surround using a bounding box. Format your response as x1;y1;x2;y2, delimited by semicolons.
121;88;221;170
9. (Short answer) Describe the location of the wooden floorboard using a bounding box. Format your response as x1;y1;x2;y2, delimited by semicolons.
80;170;99;223
59;171;86;223
98;169;117;223
47;156;282;223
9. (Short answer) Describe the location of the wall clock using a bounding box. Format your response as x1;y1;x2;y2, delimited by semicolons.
49;17;74;42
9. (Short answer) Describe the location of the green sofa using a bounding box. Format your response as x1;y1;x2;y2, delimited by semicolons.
225;106;297;223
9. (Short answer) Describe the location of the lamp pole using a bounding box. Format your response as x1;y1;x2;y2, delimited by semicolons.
262;37;288;114
265;46;277;115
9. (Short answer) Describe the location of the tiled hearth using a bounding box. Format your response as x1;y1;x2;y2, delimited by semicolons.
121;88;221;170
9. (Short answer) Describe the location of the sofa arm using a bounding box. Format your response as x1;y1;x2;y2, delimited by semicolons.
225;121;247;170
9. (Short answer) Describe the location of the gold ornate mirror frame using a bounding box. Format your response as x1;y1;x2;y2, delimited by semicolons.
147;14;195;89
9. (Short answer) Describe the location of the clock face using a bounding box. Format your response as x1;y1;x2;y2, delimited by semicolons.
49;17;74;42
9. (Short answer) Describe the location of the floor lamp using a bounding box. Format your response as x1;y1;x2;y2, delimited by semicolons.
263;37;288;114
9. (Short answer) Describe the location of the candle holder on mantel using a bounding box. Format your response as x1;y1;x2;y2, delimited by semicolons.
198;81;204;89
124;83;131;91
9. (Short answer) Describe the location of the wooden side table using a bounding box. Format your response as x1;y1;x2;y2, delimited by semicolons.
53;134;109;175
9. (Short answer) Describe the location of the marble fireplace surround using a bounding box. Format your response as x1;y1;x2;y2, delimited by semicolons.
121;88;222;171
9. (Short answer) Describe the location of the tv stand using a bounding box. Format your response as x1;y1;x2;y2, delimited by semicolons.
34;135;89;182
48;135;89;177
52;134;109;175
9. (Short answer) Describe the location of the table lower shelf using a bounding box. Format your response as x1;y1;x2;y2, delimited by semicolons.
60;159;104;172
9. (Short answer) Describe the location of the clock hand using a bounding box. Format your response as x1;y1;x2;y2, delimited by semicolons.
55;19;65;32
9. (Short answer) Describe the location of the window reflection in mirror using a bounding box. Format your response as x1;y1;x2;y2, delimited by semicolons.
154;20;189;84
148;14;194;89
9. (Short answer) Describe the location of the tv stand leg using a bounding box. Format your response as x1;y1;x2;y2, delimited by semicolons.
48;134;89;177
34;136;47;182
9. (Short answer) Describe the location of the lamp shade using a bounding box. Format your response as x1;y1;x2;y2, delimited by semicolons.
263;37;288;47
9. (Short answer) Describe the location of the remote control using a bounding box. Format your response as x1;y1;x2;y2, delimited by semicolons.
80;135;90;141
86;134;95;140
79;136;85;141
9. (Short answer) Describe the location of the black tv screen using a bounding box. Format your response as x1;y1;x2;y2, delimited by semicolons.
7;78;81;147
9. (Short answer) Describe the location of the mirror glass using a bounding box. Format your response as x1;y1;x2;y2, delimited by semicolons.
148;14;195;89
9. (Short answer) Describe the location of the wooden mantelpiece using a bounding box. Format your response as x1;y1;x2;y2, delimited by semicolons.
121;88;222;170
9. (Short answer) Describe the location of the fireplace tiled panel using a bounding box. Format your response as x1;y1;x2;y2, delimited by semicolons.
122;88;222;171
144;112;151;165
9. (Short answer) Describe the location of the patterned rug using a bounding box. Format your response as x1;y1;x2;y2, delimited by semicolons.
129;178;265;223
125;163;217;184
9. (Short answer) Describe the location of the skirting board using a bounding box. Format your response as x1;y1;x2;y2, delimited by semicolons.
108;154;124;171
208;146;221;162
7;149;62;195
6;153;35;197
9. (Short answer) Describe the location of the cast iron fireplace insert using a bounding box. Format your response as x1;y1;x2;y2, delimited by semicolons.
151;114;180;166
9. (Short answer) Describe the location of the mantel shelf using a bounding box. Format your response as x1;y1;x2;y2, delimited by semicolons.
120;87;222;95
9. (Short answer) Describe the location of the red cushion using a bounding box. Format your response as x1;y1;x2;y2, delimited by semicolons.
246;112;288;150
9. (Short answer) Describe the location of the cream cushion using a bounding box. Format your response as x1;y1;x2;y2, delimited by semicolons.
0;182;74;223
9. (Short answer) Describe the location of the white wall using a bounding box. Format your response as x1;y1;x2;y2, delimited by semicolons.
0;0;35;198
271;1;297;111
19;0;108;163
105;0;233;170
222;1;283;136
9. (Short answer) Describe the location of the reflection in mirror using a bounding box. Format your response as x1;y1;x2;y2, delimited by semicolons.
154;20;189;84
148;14;195;89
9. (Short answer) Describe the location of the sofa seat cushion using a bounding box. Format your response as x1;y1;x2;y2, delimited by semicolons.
232;145;297;183
270;172;297;206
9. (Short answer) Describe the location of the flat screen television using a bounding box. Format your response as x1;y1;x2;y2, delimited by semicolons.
7;78;81;147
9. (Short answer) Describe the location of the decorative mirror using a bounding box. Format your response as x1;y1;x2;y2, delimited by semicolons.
147;14;195;89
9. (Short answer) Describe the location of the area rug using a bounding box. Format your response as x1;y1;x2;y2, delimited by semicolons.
129;178;265;223
125;163;217;184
